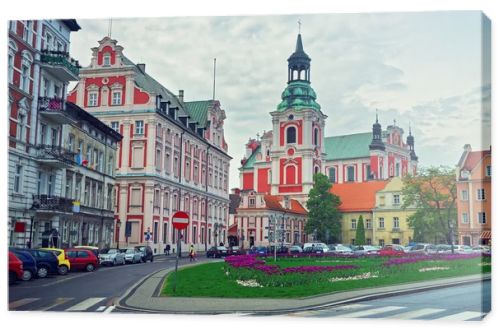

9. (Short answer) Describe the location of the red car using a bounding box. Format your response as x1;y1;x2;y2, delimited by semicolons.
64;248;99;272
9;251;23;284
379;244;406;256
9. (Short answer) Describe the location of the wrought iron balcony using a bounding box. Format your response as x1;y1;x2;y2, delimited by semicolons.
36;144;77;167
38;97;74;124
40;50;80;81
32;194;75;213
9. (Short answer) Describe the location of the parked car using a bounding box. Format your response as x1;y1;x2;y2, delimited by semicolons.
378;244;406;256
40;247;71;275
303;246;327;254
9;248;37;281
269;245;289;254
472;245;491;254
73;245;100;257
20;248;60;278
451;245;473;254
123;248;143;264
435;244;452;254
228;246;244;255
99;248;126;266
353;245;379;255
248;246;269;256
65;248;99;272
9;251;24;285
288;245;303;254
134;245;154;262
206;246;229;258
408;243;438;255
303;242;329;253
327;244;353;255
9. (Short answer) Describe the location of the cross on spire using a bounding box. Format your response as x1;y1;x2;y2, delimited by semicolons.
298;19;301;34
107;18;113;38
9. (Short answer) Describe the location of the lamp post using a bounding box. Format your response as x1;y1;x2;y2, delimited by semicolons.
116;219;121;249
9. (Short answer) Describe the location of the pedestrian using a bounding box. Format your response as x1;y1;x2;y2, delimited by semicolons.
164;244;171;256
189;244;196;262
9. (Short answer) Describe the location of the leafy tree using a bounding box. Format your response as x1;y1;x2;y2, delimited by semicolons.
402;166;457;244
305;173;342;243
355;215;366;245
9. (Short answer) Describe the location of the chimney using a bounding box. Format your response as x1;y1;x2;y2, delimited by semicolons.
178;90;184;102
137;63;146;73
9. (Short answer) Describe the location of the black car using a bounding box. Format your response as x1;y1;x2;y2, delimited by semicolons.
9;248;37;281
135;245;154;262
19;248;59;278
206;246;228;258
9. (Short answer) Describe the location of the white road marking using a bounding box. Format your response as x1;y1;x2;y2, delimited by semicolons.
39;298;74;311
340;306;406;318
104;306;115;313
386;308;445;319
290;304;370;317
437;311;485;321
66;298;106;311
96;306;107;312
9;298;39;309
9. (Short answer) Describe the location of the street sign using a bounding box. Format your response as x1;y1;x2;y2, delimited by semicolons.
172;211;189;230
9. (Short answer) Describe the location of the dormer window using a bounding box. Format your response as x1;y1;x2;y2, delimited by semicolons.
88;92;98;107
103;53;111;66
112;91;122;105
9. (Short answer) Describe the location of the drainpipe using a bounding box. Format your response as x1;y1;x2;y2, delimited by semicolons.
178;130;184;255
205;145;210;252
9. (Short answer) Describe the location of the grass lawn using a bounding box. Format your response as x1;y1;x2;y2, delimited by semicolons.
161;255;490;298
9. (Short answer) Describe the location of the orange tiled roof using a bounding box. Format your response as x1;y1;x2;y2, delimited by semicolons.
330;180;389;212
263;195;307;215
463;150;490;171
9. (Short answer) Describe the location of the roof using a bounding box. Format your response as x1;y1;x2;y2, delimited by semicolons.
325;132;372;161
61;19;81;31
66;102;123;141
241;145;261;170
184;100;213;128
263;195;307;215
463;150;491;171
330;180;389;212
229;194;241;214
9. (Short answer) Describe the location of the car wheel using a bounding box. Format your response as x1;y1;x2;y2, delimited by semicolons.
22;270;33;281
58;265;69;275
37;266;49;278
85;263;95;272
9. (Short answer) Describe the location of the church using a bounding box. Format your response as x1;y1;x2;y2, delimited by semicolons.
230;32;418;248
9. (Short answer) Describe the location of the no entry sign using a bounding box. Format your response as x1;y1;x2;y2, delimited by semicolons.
172;211;189;230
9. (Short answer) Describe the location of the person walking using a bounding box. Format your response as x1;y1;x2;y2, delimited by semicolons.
189;244;196;262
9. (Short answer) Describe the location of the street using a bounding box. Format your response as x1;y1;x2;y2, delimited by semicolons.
288;280;491;320
8;255;208;313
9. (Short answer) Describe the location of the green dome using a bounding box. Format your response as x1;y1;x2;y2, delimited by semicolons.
277;80;321;112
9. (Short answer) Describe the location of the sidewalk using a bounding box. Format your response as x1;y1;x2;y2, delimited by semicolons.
117;263;491;314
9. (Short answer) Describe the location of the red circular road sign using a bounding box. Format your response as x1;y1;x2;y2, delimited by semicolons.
172;211;190;230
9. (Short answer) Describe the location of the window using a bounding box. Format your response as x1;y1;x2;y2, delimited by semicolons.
249;198;255;208
393;194;400;205
8;41;16;84
347;166;355;182
50;128;58;146
462;213;469;224
67;134;75;152
395;162;400;177
155;149;162;170
45;32;53;50
135;121;144;135
351;219;356;230
366;219;372;229
23;21;32;44
476;188;486;201
20;64;30;92
366;165;373;180
379;239;385;247
103;53;111;66
16;113;26;142
486;165;491;177
477;212;486;225
88;92;98;107
285;165;296;184
378;217;385;229
111;121;119;132
286;126;296;144
132;146;144;168
192;226;197;244
84;181;90;205
393;217;400;229
461;190;469;201
131;188;142;207
10;20;16;32
366;238;372;245
392;238;400;245
313;128;319;146
14;165;22;193
112;91;122;105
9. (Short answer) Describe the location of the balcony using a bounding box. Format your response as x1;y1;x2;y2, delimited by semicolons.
38;97;74;124
40;50;80;81
36;144;77;168
32;195;75;213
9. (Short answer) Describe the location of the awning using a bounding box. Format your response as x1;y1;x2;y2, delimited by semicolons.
228;224;238;235
480;231;491;239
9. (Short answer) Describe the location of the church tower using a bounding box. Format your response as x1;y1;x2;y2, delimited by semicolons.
270;33;327;203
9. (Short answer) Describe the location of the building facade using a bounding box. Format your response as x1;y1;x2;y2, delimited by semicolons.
68;37;231;253
456;145;491;246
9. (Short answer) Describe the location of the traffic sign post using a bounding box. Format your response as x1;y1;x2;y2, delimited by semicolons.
172;211;189;293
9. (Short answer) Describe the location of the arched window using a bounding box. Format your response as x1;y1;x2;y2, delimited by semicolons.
328;167;336;183
285;165;296;184
313;128;319;146
8;40;17;84
20;51;33;92
314;166;320;174
347;166;355;182
286;126;296;144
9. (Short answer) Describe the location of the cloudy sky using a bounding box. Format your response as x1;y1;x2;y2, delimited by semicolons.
68;11;491;188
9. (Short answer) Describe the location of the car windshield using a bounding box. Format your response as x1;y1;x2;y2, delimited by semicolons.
217;247;227;251
105;249;119;254
125;249;135;254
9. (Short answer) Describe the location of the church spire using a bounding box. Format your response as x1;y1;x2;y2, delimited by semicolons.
287;33;311;83
369;111;385;151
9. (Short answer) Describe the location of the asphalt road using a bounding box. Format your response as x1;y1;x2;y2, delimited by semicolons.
288;280;491;321
8;254;210;313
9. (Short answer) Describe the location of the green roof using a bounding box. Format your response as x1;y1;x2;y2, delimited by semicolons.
325;132;372;161
277;80;321;112
184;100;213;128
241;146;261;170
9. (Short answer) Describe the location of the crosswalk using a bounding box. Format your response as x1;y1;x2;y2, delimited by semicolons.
9;297;117;313
289;303;486;321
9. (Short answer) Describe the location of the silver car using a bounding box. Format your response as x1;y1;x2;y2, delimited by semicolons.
123;248;142;264
99;248;126;266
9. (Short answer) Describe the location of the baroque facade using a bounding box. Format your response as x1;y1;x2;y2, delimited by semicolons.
68;37;231;254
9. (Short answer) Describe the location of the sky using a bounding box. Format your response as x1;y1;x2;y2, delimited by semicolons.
68;11;491;189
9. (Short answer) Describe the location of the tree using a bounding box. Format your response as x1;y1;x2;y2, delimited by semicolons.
355;215;365;245
402;166;457;244
305;173;342;243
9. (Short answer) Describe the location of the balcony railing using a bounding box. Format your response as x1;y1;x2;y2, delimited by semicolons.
32;194;74;212
36;144;77;165
38;96;66;112
40;50;80;77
